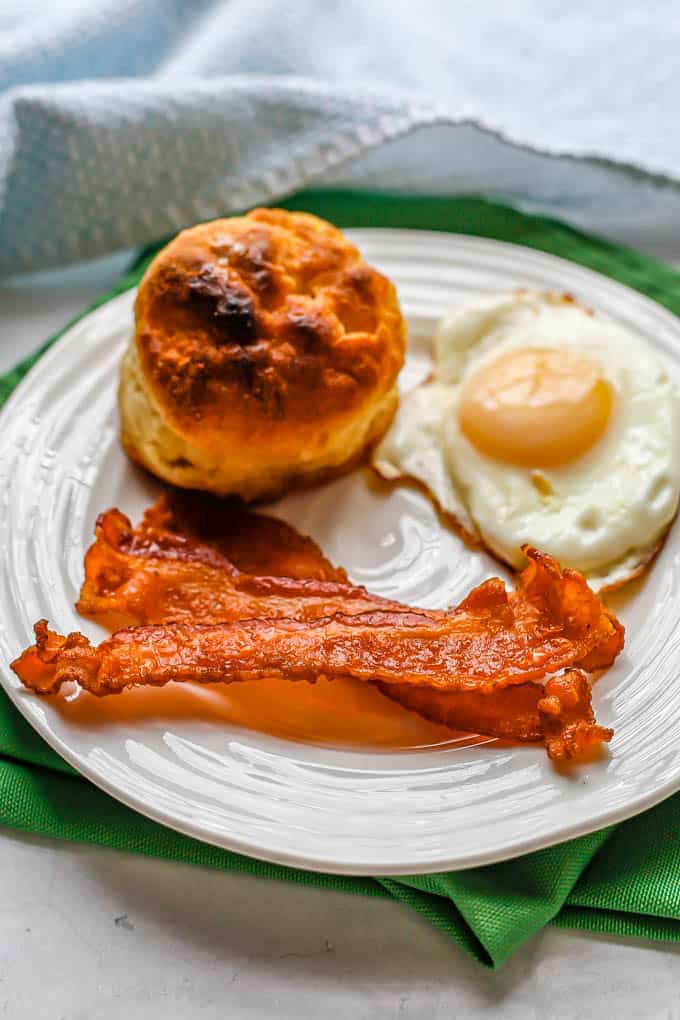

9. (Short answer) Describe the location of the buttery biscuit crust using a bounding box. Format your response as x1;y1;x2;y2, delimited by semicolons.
121;209;406;499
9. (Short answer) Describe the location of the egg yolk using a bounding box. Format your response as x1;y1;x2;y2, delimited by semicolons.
458;347;612;467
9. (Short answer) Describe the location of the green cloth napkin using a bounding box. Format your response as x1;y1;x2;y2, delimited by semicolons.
1;192;678;969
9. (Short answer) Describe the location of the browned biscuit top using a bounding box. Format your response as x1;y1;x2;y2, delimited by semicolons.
134;208;406;449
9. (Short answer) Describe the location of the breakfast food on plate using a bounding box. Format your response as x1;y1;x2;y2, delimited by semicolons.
76;495;403;628
12;495;623;760
15;229;646;763
16;571;621;693
12;615;613;763
146;490;350;582
73;498;623;685
373;290;680;590
76;501;399;628
380;671;610;761
120;209;406;501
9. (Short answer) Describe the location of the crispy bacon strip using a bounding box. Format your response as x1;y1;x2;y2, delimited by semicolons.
143;491;350;583
77;502;400;628
12;495;621;759
382;672;613;760
78;497;622;671
12;619;612;760
13;547;621;692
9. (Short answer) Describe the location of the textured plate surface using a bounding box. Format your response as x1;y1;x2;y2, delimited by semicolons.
1;230;680;875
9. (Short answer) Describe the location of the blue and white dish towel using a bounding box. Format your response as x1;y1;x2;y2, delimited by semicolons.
1;0;679;274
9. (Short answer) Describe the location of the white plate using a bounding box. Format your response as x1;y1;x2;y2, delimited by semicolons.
1;230;679;876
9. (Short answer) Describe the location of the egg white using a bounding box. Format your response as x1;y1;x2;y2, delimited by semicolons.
373;291;680;589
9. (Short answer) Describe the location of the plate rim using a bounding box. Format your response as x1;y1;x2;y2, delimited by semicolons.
4;680;680;876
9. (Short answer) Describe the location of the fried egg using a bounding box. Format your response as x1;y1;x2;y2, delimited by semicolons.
373;290;680;590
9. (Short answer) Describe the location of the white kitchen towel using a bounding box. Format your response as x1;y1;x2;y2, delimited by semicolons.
1;0;680;274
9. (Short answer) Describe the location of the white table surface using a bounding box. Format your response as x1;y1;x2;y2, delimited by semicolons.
1;250;679;1019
